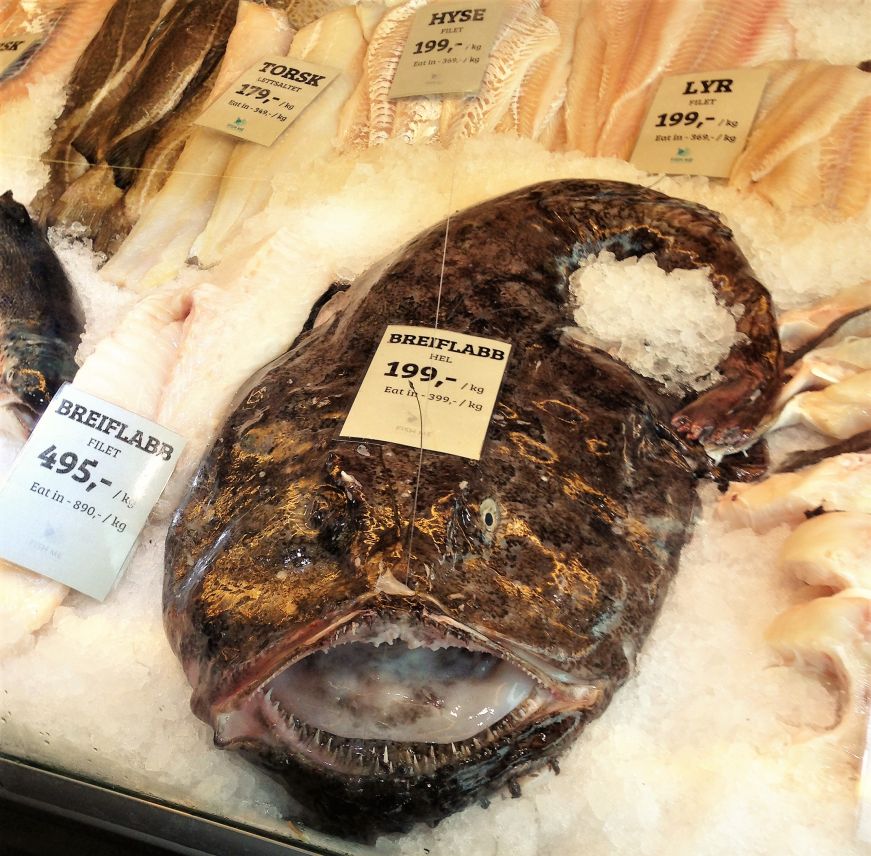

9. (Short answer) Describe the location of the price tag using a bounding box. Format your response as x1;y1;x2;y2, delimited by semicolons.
0;385;185;600
388;1;506;99
0;32;43;77
195;54;341;146
630;67;770;178
340;325;511;460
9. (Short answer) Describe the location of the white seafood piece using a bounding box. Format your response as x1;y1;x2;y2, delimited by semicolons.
72;283;195;417
334;2;390;151
0;563;68;656
730;62;871;220
766;590;871;751
364;0;426;146
154;235;332;517
779;512;871;591
189;7;366;269
101;0;295;291
563;0;794;159
439;0;560;144
717;453;871;533
390;93;442;145
777;336;871;404
512;0;583;141
778;281;871;353
0;281;197;655
770;369;871;440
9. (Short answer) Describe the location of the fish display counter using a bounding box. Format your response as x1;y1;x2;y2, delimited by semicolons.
1;1;871;854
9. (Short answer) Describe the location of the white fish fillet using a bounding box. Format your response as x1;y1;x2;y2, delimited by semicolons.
189;7;366;269
564;0;794;160
731;62;871;219
0;563;68;656
717;453;871;533
766;590;871;750
73;284;195;416
511;0;583;141
778;281;871;353
776;336;871;404
440;0;560;144
770;369;871;440
100;0;294;291
154;235;331;517
779;512;871;590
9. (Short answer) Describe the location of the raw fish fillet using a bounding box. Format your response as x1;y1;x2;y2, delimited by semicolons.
440;0;560;144
512;0;583;142
778;281;871;353
73;284;195;417
718;453;871;533
101;0;295;290
777;336;871;404
767;590;871;751
188;6;367;269
563;0;795;159
731;62;871;220
0;562;67;656
779;512;871;591
155;239;333;516
770;370;871;440
0;0;114;102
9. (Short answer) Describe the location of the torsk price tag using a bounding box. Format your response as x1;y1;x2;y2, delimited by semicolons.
0;32;44;77
630;67;770;178
389;1;506;99
0;385;185;601
195;54;341;146
340;325;511;460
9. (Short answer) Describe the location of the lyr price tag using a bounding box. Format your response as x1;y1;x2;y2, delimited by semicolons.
630;67;770;178
389;1;506;99
0;385;185;600
0;33;44;77
340;325;511;460
195;54;341;146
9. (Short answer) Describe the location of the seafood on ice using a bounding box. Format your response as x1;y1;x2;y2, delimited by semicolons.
164;179;782;837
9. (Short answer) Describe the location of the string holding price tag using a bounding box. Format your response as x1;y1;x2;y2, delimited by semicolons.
630;66;770;178
0;385;184;600
388;1;506;99
340;325;511;460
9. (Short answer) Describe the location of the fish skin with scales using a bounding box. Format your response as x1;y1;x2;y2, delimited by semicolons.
164;179;782;839
0;190;81;430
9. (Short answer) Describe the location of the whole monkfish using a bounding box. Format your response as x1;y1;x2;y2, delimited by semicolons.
164;180;781;839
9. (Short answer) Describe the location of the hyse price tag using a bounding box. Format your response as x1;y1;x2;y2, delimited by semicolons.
195;53;341;146
0;32;44;77
340;325;511;460
389;1;506;99
631;66;770;178
0;385;185;600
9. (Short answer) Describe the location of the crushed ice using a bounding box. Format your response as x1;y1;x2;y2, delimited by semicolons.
569;251;739;391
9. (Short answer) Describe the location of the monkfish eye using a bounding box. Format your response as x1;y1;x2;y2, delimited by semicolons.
479;498;500;538
307;487;345;529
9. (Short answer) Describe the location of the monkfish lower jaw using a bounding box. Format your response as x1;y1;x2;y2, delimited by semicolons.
207;611;605;839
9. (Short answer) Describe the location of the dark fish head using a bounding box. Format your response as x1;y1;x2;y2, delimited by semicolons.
0;190;81;433
165;332;698;839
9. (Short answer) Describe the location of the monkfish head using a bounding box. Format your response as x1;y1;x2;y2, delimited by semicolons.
164;340;696;840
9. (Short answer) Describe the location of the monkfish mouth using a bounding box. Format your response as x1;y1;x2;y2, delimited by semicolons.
212;613;602;777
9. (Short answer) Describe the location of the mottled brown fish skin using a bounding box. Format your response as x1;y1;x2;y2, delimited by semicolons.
164;180;781;837
0;191;81;423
